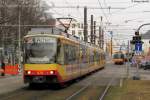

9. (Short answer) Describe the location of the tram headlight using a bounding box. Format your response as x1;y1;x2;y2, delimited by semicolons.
27;71;31;74
50;70;54;74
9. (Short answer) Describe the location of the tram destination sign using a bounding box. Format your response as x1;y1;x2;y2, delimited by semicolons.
25;37;56;43
34;37;56;43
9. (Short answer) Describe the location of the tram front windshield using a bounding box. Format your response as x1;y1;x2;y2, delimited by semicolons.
113;53;124;59
24;36;57;64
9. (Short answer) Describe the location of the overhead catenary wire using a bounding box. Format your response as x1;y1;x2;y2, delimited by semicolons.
97;0;111;31
64;0;71;6
45;0;150;39
110;3;140;15
64;0;73;17
51;8;83;20
103;0;108;8
77;0;83;19
51;5;126;9
97;0;109;20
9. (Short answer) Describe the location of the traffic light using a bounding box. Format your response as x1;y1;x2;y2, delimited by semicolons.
134;35;141;41
130;35;143;44
135;31;139;35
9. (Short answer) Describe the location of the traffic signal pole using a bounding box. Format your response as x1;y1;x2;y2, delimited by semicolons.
126;40;130;78
110;31;113;57
133;23;150;80
136;23;150;33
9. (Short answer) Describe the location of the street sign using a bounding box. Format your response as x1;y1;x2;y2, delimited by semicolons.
135;43;142;52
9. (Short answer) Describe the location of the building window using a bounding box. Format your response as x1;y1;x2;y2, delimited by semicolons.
72;30;75;35
81;23;83;28
78;30;82;35
72;24;76;28
77;23;80;28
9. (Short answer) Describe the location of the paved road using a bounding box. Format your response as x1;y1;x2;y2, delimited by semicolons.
0;74;26;95
0;60;150;95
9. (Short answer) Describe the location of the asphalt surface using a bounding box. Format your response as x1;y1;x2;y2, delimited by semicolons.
0;60;150;97
0;74;26;95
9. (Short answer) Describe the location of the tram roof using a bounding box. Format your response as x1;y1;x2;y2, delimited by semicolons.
24;28;103;51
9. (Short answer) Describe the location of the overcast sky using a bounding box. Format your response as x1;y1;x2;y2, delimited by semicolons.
43;0;150;44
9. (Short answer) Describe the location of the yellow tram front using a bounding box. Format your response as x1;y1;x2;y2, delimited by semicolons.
112;53;125;65
23;35;66;85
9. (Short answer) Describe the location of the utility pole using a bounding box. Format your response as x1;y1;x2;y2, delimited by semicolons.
132;23;150;80
99;26;101;47
83;6;88;42
100;16;103;49
102;28;104;49
18;5;21;72
93;21;96;44
126;40;130;78
90;15;94;44
1;0;6;49
111;36;113;56
110;31;113;56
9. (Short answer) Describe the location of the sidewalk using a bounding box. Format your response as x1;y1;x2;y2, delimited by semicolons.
127;65;150;80
0;74;26;95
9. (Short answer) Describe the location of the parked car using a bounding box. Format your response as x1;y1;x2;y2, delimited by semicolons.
139;59;146;68
143;61;150;70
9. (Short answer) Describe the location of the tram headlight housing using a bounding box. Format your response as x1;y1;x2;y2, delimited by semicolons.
50;70;54;74
27;71;31;74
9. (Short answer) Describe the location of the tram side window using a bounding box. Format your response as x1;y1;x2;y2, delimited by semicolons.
95;52;97;62
64;45;69;64
121;54;124;59
102;53;105;60
103;53;105;60
73;46;78;64
95;52;100;62
102;54;104;60
70;46;78;64
57;43;64;65
69;46;75;64
100;53;103;61
81;45;88;63
64;44;78;64
89;50;94;63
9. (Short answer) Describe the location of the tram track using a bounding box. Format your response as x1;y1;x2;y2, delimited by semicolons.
0;86;53;100
0;84;83;100
0;77;118;100
0;63;125;100
65;76;118;100
66;82;92;100
99;78;114;100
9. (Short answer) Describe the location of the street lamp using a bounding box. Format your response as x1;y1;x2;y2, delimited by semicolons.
18;5;21;72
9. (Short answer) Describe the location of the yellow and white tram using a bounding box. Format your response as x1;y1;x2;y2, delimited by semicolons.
23;28;105;86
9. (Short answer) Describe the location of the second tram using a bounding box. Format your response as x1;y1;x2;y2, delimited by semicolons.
112;52;126;64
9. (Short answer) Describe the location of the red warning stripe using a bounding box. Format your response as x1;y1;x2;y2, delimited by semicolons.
4;64;19;75
0;69;4;73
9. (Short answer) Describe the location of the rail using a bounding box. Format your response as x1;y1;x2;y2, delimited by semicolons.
66;76;115;100
66;80;92;100
99;78;114;100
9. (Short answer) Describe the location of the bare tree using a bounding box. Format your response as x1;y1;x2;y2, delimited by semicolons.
0;0;53;64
